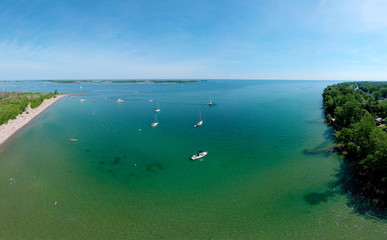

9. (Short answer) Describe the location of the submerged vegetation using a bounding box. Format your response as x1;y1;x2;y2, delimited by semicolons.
0;90;59;125
322;82;387;207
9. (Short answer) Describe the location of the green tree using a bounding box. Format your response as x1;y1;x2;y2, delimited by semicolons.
373;91;382;100
359;127;387;181
351;112;376;158
334;127;353;143
377;100;387;118
334;100;363;128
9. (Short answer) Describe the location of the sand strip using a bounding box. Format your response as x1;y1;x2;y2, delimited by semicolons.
0;95;67;147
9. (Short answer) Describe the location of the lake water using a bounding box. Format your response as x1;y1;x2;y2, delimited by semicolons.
0;80;386;239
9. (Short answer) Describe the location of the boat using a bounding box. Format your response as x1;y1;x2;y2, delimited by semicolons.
69;139;77;142
196;110;203;126
208;96;213;106
154;102;160;112
80;99;86;102
117;99;125;103
191;151;208;160
151;113;159;127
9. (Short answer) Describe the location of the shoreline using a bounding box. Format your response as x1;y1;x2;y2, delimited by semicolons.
0;94;67;148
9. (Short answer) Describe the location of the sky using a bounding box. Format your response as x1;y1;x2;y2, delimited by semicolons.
0;0;387;80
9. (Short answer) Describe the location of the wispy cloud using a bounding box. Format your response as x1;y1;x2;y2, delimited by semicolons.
0;0;387;80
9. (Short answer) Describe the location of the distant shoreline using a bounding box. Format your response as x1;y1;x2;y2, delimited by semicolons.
0;80;207;84
0;95;66;148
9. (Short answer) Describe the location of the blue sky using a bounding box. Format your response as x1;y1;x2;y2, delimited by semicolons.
1;0;387;80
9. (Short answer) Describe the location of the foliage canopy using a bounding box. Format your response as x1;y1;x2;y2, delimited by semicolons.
323;82;387;206
0;91;58;125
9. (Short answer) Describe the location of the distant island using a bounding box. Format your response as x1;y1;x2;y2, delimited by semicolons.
322;82;387;207
0;80;207;84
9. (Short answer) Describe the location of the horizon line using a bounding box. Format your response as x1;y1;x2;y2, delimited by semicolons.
1;78;386;82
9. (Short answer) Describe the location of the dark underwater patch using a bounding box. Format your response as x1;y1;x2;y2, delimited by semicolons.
304;191;334;205
111;157;121;165
145;162;163;173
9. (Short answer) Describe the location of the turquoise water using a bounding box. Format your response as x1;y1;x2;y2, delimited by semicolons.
0;80;386;239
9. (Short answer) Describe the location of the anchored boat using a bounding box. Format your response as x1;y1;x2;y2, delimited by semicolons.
191;151;208;160
151;113;159;127
195;110;203;127
208;96;213;106
154;102;160;112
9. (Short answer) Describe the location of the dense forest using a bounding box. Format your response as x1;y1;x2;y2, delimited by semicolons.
0;90;58;125
322;82;387;207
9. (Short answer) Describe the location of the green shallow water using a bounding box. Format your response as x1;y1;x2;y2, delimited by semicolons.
0;80;386;239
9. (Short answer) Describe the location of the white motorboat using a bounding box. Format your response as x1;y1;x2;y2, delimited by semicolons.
80;99;86;102
117;99;125;103
191;151;208;160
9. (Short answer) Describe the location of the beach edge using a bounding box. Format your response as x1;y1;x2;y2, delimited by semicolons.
0;94;67;148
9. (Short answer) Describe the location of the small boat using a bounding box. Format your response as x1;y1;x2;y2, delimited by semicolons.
69;139;77;142
196;110;203;126
208;96;213;106
154;102;160;112
117;99;125;103
191;151;208;160
151;113;159;127
149;99;153;102
80;99;86;102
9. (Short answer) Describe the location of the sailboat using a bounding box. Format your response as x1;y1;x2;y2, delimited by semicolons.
195;110;203;127
151;113;159;127
154;102;160;112
208;96;213;106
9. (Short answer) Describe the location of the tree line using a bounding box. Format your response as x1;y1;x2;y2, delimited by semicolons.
322;82;387;207
0;90;59;125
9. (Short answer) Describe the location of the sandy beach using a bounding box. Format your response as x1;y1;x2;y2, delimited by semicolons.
0;94;67;147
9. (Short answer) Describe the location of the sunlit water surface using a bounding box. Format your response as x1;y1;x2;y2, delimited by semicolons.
0;80;386;239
